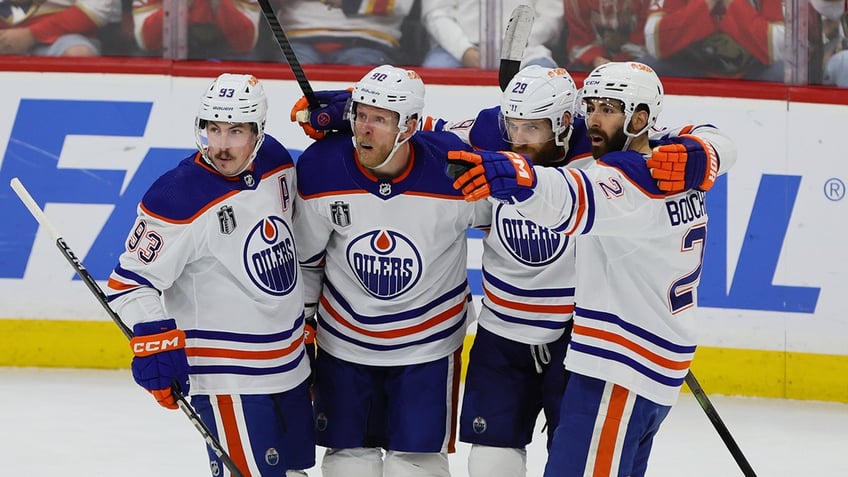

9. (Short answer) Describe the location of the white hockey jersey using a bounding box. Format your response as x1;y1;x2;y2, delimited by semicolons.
432;108;733;348
107;135;310;396
294;131;483;366
514;149;707;406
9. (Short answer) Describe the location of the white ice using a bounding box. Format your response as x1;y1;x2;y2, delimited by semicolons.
3;367;846;476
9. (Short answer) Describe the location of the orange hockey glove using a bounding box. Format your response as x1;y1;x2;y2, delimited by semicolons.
648;135;719;193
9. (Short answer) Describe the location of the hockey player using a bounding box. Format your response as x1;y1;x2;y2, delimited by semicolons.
293;65;485;477
106;74;315;477
291;64;734;477
447;61;712;477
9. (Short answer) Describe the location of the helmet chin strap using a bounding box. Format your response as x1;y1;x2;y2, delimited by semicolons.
357;127;411;171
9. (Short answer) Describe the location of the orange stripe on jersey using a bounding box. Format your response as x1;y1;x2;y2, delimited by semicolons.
299;189;368;200
187;334;304;360
483;284;574;314
321;296;465;339
594;385;629;477
564;168;587;235
573;324;692;370
107;278;137;291
216;395;250;475
679;125;694;135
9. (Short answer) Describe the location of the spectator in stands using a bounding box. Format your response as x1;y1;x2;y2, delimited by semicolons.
562;0;650;72
0;0;119;56
810;0;848;86
642;0;785;81
272;0;415;65
422;0;562;69
132;0;262;61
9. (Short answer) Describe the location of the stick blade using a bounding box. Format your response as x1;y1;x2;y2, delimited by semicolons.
499;4;535;91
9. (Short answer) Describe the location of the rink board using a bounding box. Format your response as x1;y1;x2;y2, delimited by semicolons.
0;62;845;403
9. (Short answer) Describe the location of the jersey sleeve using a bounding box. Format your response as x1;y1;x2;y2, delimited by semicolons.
293;180;334;307
516;150;668;236
106;205;198;328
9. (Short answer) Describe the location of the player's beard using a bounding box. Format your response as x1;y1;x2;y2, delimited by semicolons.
589;127;628;159
512;141;564;167
354;136;395;170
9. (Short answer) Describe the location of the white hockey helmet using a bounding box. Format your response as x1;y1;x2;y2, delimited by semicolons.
194;73;267;173
349;65;425;132
579;61;664;138
500;65;578;147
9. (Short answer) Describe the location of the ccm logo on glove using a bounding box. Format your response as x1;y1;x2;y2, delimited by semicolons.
131;329;186;356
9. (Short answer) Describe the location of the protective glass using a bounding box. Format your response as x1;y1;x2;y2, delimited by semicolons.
500;117;557;145
580;98;626;119
198;122;256;150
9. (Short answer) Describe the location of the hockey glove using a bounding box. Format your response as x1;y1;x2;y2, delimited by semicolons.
290;88;353;140
447;150;536;203
130;319;190;410
647;135;719;193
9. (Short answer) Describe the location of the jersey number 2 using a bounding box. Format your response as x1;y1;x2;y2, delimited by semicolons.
669;223;706;314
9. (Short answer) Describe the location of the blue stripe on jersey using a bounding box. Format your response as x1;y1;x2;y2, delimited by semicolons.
190;349;306;376
483;268;575;298
186;314;304;343
597;150;663;196
323;279;467;325
486;306;567;330
575;307;697;354
579;168;596;234
301;250;326;266
569;341;687;388
111;265;158;294
142;135;293;221
317;312;467;351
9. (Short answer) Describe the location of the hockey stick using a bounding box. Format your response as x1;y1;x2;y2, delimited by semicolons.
498;4;535;91
257;0;319;110
685;370;757;477
9;177;245;477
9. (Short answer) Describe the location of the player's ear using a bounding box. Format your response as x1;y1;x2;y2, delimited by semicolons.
629;108;649;134
402;116;419;139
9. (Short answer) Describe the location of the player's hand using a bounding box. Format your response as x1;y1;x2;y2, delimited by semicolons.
447;150;536;203
647;135;719;193
290;88;353;140
129;319;190;410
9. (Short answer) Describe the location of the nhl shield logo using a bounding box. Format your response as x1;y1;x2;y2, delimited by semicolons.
217;205;236;235
330;201;351;227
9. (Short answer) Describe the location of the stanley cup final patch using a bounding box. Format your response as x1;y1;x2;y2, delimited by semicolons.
218;205;237;234
330;201;351;227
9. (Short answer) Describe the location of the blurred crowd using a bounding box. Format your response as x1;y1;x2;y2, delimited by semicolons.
0;0;844;86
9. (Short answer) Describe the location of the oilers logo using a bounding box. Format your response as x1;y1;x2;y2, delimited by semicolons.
243;216;298;296
346;229;422;299
495;204;568;266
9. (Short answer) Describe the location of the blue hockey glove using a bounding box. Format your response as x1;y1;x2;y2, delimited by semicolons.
447;150;536;203
647;135;719;193
130;319;190;410
290;88;353;140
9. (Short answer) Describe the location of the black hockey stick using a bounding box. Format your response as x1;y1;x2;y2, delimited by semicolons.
9;177;245;477
257;0;319;109
685;370;757;477
498;4;535;91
